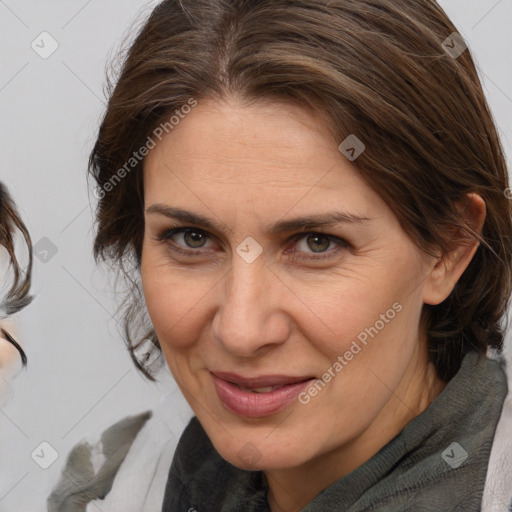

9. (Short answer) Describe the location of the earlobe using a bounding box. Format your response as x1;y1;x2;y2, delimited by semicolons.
423;193;486;306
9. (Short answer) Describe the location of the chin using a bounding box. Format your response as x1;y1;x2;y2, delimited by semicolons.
209;426;313;471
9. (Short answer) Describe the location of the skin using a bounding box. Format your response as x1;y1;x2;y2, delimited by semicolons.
140;97;485;511
0;319;22;405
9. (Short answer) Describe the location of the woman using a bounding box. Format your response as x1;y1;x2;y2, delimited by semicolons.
49;0;512;510
0;183;32;404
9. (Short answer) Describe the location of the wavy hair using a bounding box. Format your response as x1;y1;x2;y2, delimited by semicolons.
0;183;32;365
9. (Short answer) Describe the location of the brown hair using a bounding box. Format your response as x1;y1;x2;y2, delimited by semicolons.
0;183;32;365
89;0;512;382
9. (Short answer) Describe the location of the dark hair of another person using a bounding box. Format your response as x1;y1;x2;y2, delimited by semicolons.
88;0;512;382
0;183;32;366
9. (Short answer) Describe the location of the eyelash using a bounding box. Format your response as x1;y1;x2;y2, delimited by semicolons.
155;225;348;262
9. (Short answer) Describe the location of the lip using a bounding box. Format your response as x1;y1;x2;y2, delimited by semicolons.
211;371;315;418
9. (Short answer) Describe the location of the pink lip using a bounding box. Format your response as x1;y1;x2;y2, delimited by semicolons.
211;371;315;418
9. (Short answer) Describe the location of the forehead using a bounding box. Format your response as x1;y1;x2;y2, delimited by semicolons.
146;99;361;184
142;98;389;226
147;98;339;171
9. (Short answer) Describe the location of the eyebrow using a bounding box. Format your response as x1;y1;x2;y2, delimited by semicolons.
146;204;371;234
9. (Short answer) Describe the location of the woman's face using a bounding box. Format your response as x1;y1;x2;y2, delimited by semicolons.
0;320;22;406
141;98;441;472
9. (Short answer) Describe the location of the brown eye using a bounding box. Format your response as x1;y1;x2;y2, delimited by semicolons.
157;227;214;255
305;234;331;253
182;230;208;249
287;232;348;262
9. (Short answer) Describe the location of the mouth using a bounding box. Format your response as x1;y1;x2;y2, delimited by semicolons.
210;371;315;418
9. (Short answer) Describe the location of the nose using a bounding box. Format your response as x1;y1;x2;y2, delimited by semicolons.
212;256;290;358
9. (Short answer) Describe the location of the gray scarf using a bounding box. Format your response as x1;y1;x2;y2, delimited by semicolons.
162;351;508;511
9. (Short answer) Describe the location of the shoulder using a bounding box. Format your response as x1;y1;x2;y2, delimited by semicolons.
47;391;191;512
482;352;512;511
47;410;153;512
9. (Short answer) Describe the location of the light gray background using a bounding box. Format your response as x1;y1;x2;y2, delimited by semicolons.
1;1;511;510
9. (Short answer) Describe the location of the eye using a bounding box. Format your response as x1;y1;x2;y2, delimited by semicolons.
157;227;214;255
156;226;348;261
287;232;348;261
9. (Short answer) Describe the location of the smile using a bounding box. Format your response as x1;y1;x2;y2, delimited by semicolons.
210;371;315;418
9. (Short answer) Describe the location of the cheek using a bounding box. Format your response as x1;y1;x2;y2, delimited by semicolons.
301;265;425;384
297;270;408;348
140;247;213;351
0;338;21;382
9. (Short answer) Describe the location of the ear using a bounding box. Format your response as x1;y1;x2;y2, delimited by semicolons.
423;193;486;306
